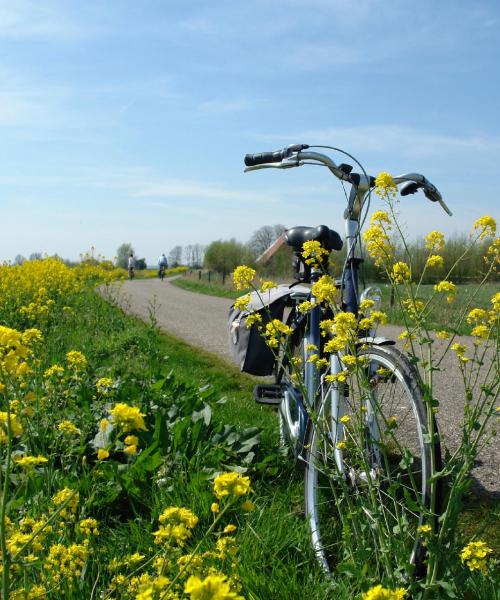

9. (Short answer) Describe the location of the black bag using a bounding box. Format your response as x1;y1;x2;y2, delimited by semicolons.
227;285;303;376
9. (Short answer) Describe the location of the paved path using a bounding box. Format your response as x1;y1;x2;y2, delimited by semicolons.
108;278;499;497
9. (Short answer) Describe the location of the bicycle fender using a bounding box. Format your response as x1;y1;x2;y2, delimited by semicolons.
356;336;395;347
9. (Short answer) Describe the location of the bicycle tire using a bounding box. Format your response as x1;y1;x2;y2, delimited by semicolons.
275;310;306;456
304;344;441;575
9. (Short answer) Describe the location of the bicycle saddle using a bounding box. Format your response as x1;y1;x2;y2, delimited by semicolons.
285;225;343;252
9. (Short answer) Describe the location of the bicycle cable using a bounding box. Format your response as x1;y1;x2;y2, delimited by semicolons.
309;145;373;307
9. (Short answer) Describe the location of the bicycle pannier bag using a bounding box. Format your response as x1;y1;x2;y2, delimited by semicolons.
227;285;293;376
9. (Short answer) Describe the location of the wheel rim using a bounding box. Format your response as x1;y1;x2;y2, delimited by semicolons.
305;349;432;574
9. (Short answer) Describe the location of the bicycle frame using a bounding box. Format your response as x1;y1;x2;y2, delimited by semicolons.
248;146;449;470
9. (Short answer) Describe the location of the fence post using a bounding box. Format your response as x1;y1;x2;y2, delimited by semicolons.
208;271;211;283
198;270;201;280
222;271;226;285
390;286;395;308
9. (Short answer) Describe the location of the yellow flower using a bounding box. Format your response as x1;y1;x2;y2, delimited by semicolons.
334;312;357;340
340;415;350;424
14;455;48;471
324;337;346;353
363;225;394;266
302;240;328;266
460;540;493;574
124;444;137;455
264;319;292;348
417;524;432;534
125;435;139;446
96;377;114;395
211;503;220;514
223;524;237;534
341;354;357;367
154;507;199;546
335;441;347;450
232;266;255;290
426;254;444;268
0;412;23;443
58;420;81;436
425;230;445;252
467;308;488;324
374;172;398;198
260;280;277;292
66;350;87;370
311;275;338;304
391;261;411;284
370;210;392;226
213;472;251;500
44;364;64;379
184;574;244;600
298;300;313;313
473;215;496;240
234;294;250;312
97;448;110;460
434;280;457;303
451;343;469;362
78;518;99;537
471;325;489;340
490;292;500;313
362;584;407;600
109;403;147;432
436;330;451;340
245;312;262;328
241;500;255;512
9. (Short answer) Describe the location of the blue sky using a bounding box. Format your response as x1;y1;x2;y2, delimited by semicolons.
1;0;499;263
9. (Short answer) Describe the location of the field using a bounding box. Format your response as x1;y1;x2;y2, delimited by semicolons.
0;258;498;599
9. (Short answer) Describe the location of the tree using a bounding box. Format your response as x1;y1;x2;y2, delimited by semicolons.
116;243;135;269
248;224;286;259
184;245;194;266
135;258;147;270
14;254;26;265
191;244;205;268
29;252;42;261
204;239;253;276
168;246;183;267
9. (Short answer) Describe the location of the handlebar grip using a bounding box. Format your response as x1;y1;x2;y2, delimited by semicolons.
244;150;284;167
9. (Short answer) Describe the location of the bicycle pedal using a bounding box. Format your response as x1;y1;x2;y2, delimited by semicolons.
253;384;285;406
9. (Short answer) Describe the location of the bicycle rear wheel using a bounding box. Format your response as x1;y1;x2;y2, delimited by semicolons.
304;344;441;575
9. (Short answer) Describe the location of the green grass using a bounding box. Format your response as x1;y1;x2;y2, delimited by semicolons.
173;277;245;299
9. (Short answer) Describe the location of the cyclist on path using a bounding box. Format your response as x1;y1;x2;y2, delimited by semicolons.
128;253;135;279
158;253;168;280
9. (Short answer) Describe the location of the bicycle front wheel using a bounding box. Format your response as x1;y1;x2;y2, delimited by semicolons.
304;344;441;575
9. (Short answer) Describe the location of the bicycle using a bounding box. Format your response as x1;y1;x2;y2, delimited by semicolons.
158;265;166;281
243;144;451;577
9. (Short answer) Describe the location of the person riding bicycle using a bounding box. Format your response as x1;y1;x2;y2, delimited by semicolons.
128;253;135;279
158;253;168;279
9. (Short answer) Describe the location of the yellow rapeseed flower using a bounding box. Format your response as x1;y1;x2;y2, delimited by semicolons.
14;455;48;471
426;254;444;268
66;350;87;370
391;262;411;284
473;215;496;240
97;448;110;460
0;412;23;443
109;403;147;432
184;574;244;600
213;472;251;500
58;420;81;436
425;231;445;252
374;172;398;198
362;584;407;600
460;540;493;574
232;266;256;290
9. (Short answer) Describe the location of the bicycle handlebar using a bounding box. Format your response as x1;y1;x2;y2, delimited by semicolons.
243;144;452;216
